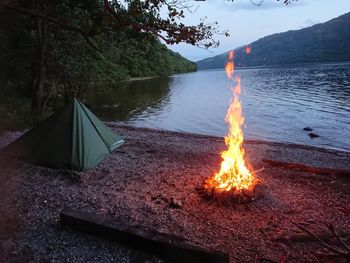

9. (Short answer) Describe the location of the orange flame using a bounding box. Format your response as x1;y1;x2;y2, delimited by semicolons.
206;50;254;191
245;46;251;54
225;51;235;79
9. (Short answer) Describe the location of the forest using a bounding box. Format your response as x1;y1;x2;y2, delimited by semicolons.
0;0;200;131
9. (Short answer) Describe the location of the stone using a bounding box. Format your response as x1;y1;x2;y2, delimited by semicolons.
303;127;313;131
308;132;320;138
169;197;182;209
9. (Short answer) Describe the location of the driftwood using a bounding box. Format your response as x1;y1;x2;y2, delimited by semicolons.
261;159;350;177
274;231;350;243
60;209;229;263
291;221;350;259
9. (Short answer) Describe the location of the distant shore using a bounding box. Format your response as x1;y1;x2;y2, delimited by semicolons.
196;60;350;71
122;76;159;82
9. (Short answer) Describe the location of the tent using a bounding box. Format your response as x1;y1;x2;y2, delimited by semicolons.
1;99;124;171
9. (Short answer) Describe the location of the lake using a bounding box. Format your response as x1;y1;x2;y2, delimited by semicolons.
85;62;350;152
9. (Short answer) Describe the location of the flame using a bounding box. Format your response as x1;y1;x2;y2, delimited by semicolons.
225;51;235;79
206;50;254;191
245;46;251;54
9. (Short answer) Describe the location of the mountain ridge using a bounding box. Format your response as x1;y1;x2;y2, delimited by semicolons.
196;12;350;70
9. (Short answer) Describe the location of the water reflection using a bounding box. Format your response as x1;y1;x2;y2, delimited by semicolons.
85;77;172;121
85;63;350;151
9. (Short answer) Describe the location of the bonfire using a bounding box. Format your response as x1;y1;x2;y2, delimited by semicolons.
199;49;264;204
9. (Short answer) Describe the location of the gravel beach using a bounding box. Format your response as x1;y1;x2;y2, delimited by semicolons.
0;125;349;263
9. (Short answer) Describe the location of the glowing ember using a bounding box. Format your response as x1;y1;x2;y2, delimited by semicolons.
245;46;251;54
205;50;255;192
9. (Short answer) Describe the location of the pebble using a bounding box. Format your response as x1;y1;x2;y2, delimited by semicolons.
169;198;182;209
1;125;349;263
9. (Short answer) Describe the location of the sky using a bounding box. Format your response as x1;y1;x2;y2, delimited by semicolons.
166;0;350;61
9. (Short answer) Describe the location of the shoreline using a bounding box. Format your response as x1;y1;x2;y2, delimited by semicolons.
121;76;159;82
0;125;349;262
2;121;350;154
197;60;350;72
107;123;350;155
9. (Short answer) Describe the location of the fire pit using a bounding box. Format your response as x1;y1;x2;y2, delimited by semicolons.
197;177;266;205
198;50;267;205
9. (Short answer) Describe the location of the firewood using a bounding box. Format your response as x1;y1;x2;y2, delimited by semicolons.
60;208;229;263
196;179;266;206
261;159;350;177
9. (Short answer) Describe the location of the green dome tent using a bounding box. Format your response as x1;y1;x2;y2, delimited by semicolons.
1;99;124;171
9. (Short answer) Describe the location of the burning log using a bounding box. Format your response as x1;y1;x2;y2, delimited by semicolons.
60;209;229;263
196;179;267;205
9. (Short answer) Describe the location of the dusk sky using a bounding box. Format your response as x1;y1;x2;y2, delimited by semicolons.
167;0;350;61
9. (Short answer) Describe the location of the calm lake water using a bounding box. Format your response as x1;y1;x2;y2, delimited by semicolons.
85;63;350;152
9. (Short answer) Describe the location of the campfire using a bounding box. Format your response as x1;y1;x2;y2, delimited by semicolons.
198;50;265;205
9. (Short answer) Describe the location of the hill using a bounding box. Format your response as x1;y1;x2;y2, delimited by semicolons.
196;12;350;70
166;49;197;74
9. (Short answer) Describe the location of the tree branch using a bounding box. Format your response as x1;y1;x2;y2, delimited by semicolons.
1;3;100;51
291;221;349;256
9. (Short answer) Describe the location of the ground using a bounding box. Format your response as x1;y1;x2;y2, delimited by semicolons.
0;125;349;263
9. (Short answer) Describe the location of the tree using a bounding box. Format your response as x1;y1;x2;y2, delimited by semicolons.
1;0;222;113
0;0;294;113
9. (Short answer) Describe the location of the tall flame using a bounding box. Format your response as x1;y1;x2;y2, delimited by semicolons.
206;51;254;191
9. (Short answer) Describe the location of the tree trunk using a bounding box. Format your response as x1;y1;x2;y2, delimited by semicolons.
31;1;47;114
63;82;70;104
42;77;58;110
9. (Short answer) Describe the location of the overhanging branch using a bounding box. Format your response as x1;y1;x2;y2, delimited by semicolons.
1;3;100;51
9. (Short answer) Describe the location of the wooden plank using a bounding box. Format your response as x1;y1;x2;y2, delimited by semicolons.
60;209;229;263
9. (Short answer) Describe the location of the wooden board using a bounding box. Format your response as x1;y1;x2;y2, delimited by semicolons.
60;208;229;263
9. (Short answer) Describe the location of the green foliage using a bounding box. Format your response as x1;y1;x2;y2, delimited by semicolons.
167;50;197;74
117;36;196;77
0;9;35;96
0;1;196;117
0;84;50;132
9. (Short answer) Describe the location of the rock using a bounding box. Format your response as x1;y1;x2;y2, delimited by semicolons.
169;197;182;209
308;132;320;138
303;127;313;131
